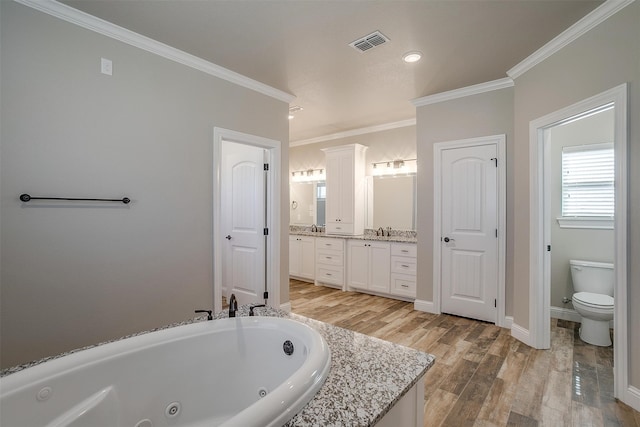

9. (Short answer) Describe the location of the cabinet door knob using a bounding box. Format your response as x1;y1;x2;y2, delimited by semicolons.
225;235;232;240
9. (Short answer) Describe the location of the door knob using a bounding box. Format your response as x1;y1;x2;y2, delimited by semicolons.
443;237;451;242
225;235;232;240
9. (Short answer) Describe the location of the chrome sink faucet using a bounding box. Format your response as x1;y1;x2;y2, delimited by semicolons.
311;224;318;232
229;294;238;317
377;226;384;236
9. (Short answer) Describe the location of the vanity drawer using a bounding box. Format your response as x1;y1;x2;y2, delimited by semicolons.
390;274;416;298
391;243;416;258
326;222;354;235
316;249;344;267
316;266;344;286
316;238;345;251
391;256;417;275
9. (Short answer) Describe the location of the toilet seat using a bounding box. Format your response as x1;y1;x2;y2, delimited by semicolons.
573;292;614;309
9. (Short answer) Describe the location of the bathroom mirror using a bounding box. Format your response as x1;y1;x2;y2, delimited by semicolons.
290;176;415;230
366;175;416;230
290;182;325;226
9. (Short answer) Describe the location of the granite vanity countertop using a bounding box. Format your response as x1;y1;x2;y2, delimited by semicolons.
2;306;435;427
290;229;417;244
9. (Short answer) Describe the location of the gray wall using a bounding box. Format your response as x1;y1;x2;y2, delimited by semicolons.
415;88;515;316
0;2;289;368
510;2;639;386
549;109;614;309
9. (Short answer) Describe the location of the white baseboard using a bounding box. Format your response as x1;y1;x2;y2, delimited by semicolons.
414;299;439;314
551;305;613;328
511;322;532;347
503;316;514;329
550;306;582;322
279;302;292;313
625;386;640;412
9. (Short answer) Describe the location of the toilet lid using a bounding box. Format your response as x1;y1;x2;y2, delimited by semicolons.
574;292;614;307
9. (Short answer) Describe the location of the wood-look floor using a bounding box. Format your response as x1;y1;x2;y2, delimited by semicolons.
289;279;640;427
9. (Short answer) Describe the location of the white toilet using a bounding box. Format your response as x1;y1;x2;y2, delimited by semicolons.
570;259;614;347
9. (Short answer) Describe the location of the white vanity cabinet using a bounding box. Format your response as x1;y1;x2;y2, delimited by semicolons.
347;240;391;294
315;237;345;288
390;243;417;298
289;235;315;281
322;144;367;235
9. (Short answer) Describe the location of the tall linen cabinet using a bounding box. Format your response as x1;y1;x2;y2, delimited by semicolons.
322;144;367;235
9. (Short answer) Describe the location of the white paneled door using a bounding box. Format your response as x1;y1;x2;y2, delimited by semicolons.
440;144;498;323
221;141;267;306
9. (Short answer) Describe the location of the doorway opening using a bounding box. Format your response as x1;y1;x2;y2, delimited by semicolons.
213;127;281;313
529;84;629;403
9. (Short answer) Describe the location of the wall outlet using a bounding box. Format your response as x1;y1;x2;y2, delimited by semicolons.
101;58;112;76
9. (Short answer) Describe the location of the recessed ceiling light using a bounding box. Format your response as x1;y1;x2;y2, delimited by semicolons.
403;51;422;63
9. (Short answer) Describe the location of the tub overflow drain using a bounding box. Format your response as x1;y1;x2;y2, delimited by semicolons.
283;340;294;356
165;402;181;418
258;387;268;398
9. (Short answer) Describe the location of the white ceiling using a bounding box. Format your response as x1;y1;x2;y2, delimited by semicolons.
62;0;602;143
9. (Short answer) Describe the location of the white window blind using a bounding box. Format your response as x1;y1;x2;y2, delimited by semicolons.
561;143;614;217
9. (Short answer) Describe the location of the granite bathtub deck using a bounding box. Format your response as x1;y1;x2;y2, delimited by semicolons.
1;306;434;427
222;306;434;426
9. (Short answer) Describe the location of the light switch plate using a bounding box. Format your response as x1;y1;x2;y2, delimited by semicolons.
101;58;112;76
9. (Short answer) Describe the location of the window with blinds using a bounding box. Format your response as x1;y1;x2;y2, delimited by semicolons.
561;142;614;219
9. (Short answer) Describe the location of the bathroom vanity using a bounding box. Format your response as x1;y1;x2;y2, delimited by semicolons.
290;228;418;301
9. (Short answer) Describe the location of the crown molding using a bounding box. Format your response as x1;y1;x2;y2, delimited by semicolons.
411;78;514;107
507;0;636;79
290;118;416;147
13;0;296;103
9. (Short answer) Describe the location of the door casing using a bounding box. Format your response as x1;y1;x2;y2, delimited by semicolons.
213;127;281;313
528;84;629;403
433;135;507;326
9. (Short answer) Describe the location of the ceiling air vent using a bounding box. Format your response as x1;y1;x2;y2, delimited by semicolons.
349;31;390;52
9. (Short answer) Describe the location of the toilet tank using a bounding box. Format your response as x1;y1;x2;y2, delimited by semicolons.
569;259;614;296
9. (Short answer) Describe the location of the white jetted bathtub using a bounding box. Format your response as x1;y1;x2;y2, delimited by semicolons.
0;316;331;427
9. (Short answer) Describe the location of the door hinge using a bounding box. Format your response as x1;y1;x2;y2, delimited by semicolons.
263;291;269;300
263;228;269;236
263;163;269;171
494;299;497;308
495;229;498;238
547;245;551;252
490;157;497;167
